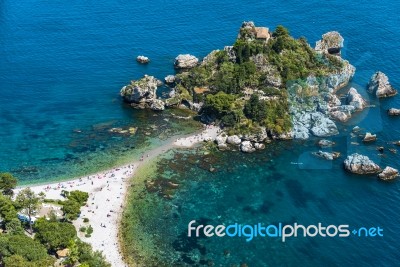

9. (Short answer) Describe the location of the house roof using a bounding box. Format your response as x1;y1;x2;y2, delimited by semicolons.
193;87;209;94
255;27;270;39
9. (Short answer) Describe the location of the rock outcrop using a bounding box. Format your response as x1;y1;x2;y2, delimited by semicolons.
150;99;165;111
344;153;381;174
346;87;367;111
174;54;199;69
388;108;400;116
312;151;340;160
368;71;397;98
291;111;339;139
224;46;236;62
325;61;356;92
120;75;162;109
378;167;399;181
310;112;339;137
136;55;150;64
315;31;344;55
318;139;335;148
242;128;269;143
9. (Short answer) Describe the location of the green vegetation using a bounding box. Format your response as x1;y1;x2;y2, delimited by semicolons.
61;190;89;221
34;217;77;251
0;234;55;267
15;188;40;234
0;173;17;196
176;24;344;135
0;184;110;267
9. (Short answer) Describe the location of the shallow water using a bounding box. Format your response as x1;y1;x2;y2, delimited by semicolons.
124;140;400;266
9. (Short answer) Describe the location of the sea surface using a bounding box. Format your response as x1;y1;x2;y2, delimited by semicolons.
1;0;400;266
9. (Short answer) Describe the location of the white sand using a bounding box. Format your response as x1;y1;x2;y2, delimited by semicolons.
173;125;220;147
14;125;219;267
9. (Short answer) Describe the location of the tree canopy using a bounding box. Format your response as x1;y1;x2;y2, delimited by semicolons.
0;173;17;196
34;217;77;251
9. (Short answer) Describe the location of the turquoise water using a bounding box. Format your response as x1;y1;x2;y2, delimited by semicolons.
128;141;400;266
1;0;400;266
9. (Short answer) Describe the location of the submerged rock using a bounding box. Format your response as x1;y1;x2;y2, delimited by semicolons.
378;167;399;181
174;54;199;69
240;141;255;153
388;108;400;116
312;151;340;160
363;132;377;142
318;139;335;148
368;71;397;98
344;153;381;174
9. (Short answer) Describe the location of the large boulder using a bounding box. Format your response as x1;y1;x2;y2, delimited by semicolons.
346;87;367;111
254;143;266;150
226;135;242;145
388;108;400;116
136;55;150;64
330;110;352;122
215;133;228;146
368;71;397;98
344;153;381;174
315;31;344;55
363;132;377;142
120;75;160;109
240;141;255;153
174;54;199;69
378;167;399;181
164;75;176;84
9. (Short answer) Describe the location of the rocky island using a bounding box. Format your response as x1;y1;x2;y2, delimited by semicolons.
120;21;398;178
121;22;361;150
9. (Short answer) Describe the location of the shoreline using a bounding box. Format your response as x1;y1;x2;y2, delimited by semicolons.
14;125;219;267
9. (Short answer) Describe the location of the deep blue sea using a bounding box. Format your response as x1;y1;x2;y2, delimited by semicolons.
1;0;400;266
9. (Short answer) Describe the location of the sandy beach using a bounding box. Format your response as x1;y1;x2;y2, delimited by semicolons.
14;125;219;267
